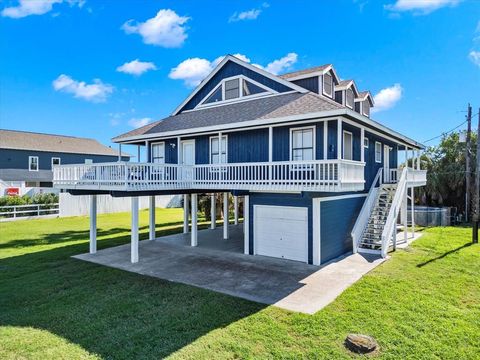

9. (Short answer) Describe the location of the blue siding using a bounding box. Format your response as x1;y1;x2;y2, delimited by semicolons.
194;136;209;164
320;196;365;263
248;192;314;263
228;129;269;163
292;76;319;93
147;139;178;164
272;122;325;161
327;121;338;159
364;131;398;188
179;60;294;112
342;123;361;161
0;148;127;171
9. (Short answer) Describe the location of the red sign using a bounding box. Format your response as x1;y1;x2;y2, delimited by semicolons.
6;188;20;196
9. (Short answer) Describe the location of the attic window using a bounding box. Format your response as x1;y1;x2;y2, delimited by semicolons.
346;88;354;109
363;100;370;117
199;75;272;108
323;73;333;97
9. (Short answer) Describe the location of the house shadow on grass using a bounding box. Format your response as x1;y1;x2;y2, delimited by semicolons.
0;227;266;359
416;242;473;268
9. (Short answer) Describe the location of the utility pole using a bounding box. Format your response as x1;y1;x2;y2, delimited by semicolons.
473;108;480;244
465;104;472;223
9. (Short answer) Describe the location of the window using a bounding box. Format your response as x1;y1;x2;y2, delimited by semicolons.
242;79;265;96
203;86;222;104
363;100;370;117
291;127;314;161
375;142;382;163
151;143;165;163
343;131;353;161
85;159;93;164
346;88;354;108
29;156;38;171
364;137;369;148
224;79;240;100
323;73;333;97
210;136;227;164
51;157;60;167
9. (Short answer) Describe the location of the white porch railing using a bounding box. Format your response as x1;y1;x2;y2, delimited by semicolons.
53;160;365;193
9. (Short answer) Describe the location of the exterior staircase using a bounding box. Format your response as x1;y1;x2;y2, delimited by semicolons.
358;184;396;252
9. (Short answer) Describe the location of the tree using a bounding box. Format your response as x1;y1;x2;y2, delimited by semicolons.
419;131;477;215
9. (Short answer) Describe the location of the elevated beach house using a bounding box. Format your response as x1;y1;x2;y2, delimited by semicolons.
53;55;426;265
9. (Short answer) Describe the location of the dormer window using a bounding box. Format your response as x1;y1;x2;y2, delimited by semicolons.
323;73;333;97
362;100;370;117
346;88;354;109
199;75;273;108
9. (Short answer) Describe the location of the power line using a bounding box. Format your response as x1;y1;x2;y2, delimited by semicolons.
423;119;468;143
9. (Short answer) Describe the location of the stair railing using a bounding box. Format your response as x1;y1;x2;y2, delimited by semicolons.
351;168;383;253
380;167;408;258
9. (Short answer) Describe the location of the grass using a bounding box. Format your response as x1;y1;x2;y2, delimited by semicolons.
0;210;479;359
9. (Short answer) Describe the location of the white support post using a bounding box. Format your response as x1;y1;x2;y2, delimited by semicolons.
405;146;409;168
89;195;97;254
416;150;421;170
191;194;198;247
403;187;408;242
360;127;365;163
149;196;155;240
337;118;342;160
177;136;182;165
183;194;190;233
223;192;229;239
137;145;141;163
410;186;415;237
234;195;239;225
118;144;122;162
210;193;216;229
131;197;139;263
268;126;273;182
323;121;328;160
244;195;249;255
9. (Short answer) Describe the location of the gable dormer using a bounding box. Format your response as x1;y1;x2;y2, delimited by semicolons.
354;91;374;117
280;64;340;100
334;80;359;109
173;55;307;115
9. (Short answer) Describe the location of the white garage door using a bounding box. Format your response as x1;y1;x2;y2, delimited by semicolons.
254;205;308;263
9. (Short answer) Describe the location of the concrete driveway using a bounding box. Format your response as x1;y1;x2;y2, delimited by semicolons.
74;226;385;314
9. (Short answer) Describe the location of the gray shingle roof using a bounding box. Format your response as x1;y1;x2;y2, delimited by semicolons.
0;129;128;157
113;92;343;141
279;64;331;79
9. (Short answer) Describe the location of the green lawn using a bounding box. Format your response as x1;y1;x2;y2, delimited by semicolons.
0;210;479;359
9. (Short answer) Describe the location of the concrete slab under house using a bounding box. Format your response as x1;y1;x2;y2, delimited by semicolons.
54;55;427;310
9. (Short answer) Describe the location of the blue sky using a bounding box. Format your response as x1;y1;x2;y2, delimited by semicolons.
1;0;479;153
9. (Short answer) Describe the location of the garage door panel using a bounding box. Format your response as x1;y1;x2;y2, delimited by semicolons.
254;205;308;263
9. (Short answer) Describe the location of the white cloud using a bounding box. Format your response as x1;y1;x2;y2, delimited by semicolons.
469;51;480;67
128;117;152;128
169;53;297;87
1;0;83;19
116;59;157;76
122;9;190;48
229;8;262;22
371;84;403;113
385;0;462;15
52;74;114;103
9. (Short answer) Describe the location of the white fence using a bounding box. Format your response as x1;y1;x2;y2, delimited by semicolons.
59;193;179;217
0;203;59;220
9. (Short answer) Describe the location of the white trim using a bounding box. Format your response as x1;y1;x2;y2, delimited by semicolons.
172;55;307;116
312;198;321;266
337;119;342;160
345;88;354;109
268;126;273;162
363;136;369;149
322;72;334;98
316;193;368;203
375;141;382;163
289;125;316;161
51;157;61;167
360;128;365;163
323;121;328;160
284;65;340;84
244;195;250;255
28;156;39;172
342;130;353;161
115;108;424;149
197;74;277;110
150;141;165;163
209;134;228;164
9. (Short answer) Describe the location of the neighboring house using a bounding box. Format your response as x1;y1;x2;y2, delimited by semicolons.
54;55;427;265
0;129;129;196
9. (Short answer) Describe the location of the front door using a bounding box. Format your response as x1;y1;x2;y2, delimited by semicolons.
383;145;390;183
181;140;195;180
